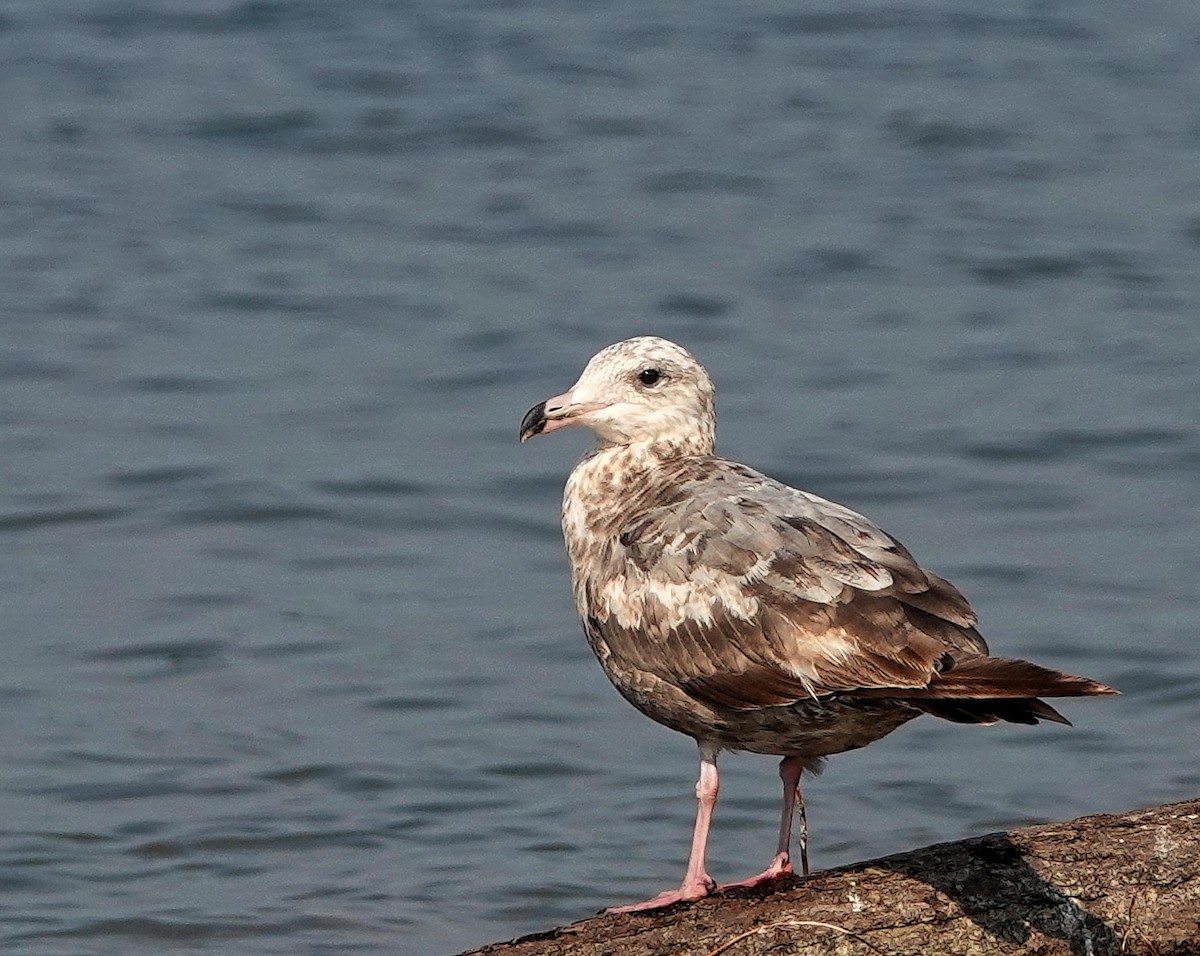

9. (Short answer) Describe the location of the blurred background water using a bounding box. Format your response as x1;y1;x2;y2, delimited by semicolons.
1;1;1198;953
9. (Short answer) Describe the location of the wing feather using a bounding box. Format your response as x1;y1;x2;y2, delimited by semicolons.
586;459;988;711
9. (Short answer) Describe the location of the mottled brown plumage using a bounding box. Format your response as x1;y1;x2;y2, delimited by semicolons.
520;335;1116;912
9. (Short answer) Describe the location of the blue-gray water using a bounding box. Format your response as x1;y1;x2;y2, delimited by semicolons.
2;2;1198;954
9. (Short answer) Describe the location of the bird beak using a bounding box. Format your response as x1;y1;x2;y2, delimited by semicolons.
519;389;596;442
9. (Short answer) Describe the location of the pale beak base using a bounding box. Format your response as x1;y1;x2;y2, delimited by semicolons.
519;389;594;442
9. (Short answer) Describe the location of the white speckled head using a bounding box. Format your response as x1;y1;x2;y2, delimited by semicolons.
520;336;716;455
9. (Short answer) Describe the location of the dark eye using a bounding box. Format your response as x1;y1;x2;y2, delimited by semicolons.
638;368;661;386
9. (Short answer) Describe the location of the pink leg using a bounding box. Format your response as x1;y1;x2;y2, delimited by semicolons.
606;745;720;913
720;756;810;890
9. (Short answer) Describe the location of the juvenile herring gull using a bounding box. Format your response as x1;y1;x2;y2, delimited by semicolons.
519;335;1116;913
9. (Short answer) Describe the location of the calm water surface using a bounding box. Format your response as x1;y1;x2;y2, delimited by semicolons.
1;2;1198;954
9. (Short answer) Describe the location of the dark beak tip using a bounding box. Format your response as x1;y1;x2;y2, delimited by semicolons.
519;401;548;443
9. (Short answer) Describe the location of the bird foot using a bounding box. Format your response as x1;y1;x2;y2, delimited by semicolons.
605;874;716;913
719;853;794;890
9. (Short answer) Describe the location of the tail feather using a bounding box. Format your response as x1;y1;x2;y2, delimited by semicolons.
910;696;1071;726
897;656;1115;700
853;656;1117;726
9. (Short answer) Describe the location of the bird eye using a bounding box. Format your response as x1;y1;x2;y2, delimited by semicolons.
638;368;661;386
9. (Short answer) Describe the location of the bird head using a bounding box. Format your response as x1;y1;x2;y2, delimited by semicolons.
520;336;716;456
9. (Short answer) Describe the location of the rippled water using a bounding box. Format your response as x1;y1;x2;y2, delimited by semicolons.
2;2;1198;954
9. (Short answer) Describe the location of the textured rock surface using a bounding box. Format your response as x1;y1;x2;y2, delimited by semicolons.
460;797;1200;956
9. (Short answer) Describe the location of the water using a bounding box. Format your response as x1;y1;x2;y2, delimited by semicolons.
1;1;1198;953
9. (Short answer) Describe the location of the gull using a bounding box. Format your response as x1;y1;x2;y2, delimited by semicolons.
519;335;1116;913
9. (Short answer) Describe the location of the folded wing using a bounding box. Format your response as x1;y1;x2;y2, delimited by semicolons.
585;459;1114;724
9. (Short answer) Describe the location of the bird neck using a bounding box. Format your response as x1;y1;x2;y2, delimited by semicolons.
592;436;710;474
594;422;715;461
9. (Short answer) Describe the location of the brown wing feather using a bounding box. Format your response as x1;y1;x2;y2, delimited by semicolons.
893;571;980;633
590;472;982;711
680;667;815;710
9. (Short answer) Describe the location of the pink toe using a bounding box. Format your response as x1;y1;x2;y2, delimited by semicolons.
606;875;715;913
719;854;795;890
